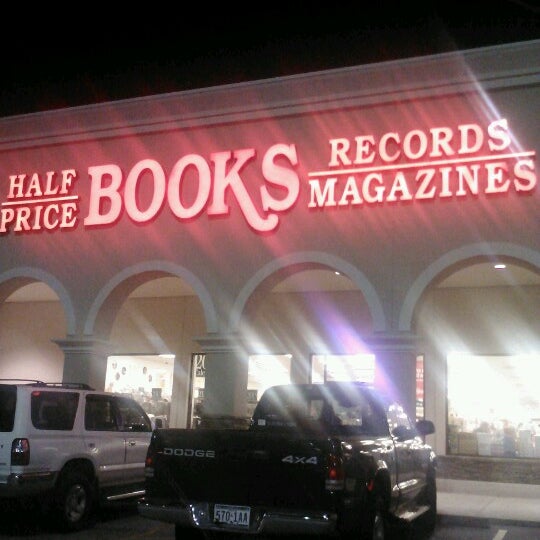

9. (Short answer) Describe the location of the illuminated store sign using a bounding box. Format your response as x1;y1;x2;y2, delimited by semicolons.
0;118;536;235
308;119;535;208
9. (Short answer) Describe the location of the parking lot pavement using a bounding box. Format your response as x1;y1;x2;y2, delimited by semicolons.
4;481;540;540
0;499;175;539
83;503;175;539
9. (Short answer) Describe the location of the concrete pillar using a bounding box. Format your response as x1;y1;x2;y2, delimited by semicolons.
55;338;113;391
195;334;248;419
290;346;312;384
365;333;418;418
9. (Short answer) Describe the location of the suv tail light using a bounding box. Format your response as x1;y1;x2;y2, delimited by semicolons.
325;452;344;491
144;443;155;478
11;438;30;466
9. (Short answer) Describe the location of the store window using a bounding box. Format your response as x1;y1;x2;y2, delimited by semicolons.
247;354;292;416
189;353;292;427
311;354;375;384
447;353;540;458
190;353;206;427
104;354;174;428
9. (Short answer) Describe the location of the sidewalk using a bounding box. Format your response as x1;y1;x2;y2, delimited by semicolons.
437;478;540;525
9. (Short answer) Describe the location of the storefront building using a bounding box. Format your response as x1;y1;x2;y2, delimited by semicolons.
0;40;539;484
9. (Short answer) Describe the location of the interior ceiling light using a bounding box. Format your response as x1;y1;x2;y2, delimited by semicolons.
494;264;507;269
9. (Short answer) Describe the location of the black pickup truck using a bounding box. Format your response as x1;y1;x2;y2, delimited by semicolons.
138;381;437;539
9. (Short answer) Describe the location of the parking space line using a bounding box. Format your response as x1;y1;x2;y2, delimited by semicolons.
493;530;507;540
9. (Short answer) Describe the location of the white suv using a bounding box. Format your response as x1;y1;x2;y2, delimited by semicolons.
0;379;153;531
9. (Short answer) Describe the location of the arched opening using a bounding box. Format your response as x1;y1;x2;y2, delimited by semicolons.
414;257;540;463
103;275;207;428
0;280;67;382
231;263;376;415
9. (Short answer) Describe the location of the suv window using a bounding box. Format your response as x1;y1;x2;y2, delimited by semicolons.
31;390;79;431
84;395;152;432
0;385;16;432
116;396;152;432
85;395;119;431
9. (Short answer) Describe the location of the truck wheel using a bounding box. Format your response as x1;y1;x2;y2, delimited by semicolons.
360;491;387;540
54;469;95;532
418;473;437;534
371;504;386;540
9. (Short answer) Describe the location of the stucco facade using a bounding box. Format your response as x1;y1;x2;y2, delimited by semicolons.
0;40;538;469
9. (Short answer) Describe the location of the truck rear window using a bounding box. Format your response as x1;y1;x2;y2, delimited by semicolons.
0;385;16;432
252;383;390;436
31;391;79;430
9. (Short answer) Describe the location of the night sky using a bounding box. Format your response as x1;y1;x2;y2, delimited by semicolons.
1;1;538;117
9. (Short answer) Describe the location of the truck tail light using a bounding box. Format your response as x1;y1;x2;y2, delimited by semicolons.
325;452;344;491
11;438;30;466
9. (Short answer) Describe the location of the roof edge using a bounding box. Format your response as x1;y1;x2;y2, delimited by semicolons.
0;39;538;151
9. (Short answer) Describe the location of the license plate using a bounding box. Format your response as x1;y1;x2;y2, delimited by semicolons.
213;504;250;527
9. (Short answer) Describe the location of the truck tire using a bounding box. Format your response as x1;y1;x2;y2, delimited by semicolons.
418;472;437;534
54;468;95;532
360;491;387;540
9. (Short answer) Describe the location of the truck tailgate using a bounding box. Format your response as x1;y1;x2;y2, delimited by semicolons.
147;428;336;510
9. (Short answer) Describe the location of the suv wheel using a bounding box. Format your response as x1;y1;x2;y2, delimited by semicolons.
55;469;95;531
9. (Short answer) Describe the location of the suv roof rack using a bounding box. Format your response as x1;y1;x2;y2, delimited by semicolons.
0;378;43;384
0;379;95;390
32;382;96;390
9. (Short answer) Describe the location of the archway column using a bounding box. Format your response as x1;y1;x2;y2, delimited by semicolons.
55;337;113;391
195;333;249;420
365;332;419;418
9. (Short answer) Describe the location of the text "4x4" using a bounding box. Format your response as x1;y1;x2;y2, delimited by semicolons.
282;455;318;464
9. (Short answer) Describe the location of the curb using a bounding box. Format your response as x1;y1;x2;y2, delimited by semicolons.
437;513;540;529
